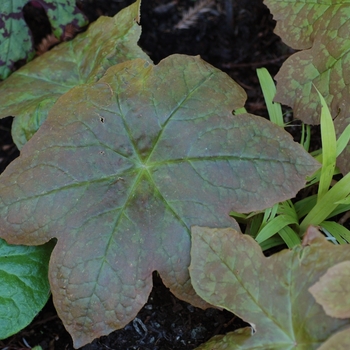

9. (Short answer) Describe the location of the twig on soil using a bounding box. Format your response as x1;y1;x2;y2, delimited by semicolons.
174;0;217;30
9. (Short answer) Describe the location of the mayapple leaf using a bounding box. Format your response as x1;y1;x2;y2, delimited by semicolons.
0;238;54;339
309;261;350;319
0;54;319;347
317;327;350;350
0;0;87;80
264;0;350;174
263;0;350;124
0;0;149;149
190;226;350;350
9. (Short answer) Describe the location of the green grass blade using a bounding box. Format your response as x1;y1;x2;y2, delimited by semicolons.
315;88;336;202
321;221;350;244
259;235;285;251
278;226;301;248
261;203;279;226
277;200;298;221
255;214;298;244
247;214;264;237
336;123;350;157
294;195;317;220
327;203;350;219
335;197;350;205
300;123;311;151
256;68;284;127
300;171;350;233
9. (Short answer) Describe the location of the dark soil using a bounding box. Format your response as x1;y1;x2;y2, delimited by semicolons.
0;0;292;349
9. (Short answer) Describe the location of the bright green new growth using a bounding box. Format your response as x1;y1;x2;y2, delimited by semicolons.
0;0;87;80
0;0;148;149
190;226;350;349
257;68;284;127
264;0;350;175
0;238;54;339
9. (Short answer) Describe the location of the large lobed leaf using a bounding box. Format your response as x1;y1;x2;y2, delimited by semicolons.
309;261;350;319
190;226;350;350
0;54;319;347
0;0;87;80
0;0;149;149
0;238;54;339
264;0;350;174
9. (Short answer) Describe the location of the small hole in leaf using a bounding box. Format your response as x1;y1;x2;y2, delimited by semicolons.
99;117;105;123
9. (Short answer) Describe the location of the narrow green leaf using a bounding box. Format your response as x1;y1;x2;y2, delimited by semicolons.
336;123;350;157
255;214;298;244
321;221;350;244
278;226;301;248
300;123;311;152
327;204;350;219
300;172;350;233
247;214;264;238
316;88;337;202
257;68;284;127
259;235;285;251
335;197;350;205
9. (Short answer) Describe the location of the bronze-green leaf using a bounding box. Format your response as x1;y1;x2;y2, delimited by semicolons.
0;54;319;347
317;328;350;350
0;0;149;149
190;226;350;349
309;261;350;319
264;0;350;174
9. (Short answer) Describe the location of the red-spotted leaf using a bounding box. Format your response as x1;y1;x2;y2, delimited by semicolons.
0;0;149;149
0;54;319;347
309;261;350;319
264;0;350;174
190;226;350;349
0;0;87;80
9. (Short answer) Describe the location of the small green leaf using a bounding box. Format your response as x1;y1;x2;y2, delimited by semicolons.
309;261;350;319
190;226;350;349
0;0;148;149
0;55;319;347
0;0;87;80
0;238;54;339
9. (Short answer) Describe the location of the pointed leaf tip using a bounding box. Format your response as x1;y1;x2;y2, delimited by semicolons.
0;54;319;346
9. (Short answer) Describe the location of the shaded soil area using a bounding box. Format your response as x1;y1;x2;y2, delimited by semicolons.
0;0;291;349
